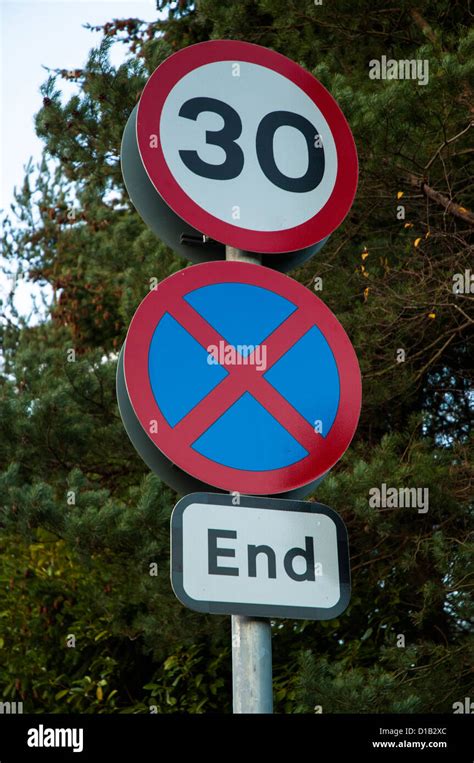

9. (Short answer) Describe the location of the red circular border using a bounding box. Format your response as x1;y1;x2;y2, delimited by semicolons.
136;40;358;254
123;262;361;494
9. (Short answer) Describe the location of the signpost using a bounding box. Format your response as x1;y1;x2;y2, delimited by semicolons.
225;247;275;714
118;39;361;715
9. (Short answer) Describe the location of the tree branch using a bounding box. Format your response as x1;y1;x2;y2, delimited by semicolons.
410;9;438;46
408;174;474;226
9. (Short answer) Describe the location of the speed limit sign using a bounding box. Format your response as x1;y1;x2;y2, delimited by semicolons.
136;40;358;254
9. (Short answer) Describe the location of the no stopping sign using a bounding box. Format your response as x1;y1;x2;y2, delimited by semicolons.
137;40;358;253
121;261;361;495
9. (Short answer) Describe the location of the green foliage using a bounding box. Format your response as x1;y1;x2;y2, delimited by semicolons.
1;0;472;713
295;641;473;714
137;645;230;713
0;528;128;712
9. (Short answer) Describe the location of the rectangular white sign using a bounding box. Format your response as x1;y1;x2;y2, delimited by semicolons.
171;493;350;619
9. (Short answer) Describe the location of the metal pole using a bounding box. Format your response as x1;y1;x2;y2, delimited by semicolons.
231;616;273;713
225;244;273;714
225;246;262;264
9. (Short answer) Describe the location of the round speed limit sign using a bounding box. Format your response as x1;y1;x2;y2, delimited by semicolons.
136;40;358;254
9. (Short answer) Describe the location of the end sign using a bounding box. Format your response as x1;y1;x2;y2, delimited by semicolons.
171;493;350;620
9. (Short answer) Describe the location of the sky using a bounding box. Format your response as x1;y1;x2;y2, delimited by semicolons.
0;0;159;318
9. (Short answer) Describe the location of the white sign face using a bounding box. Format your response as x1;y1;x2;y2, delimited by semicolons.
159;61;338;232
170;494;350;620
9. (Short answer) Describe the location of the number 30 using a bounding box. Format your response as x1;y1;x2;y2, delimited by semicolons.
178;97;325;193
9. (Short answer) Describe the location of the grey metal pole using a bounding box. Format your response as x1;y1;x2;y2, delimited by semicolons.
225;244;273;714
231;616;273;713
225;246;262;264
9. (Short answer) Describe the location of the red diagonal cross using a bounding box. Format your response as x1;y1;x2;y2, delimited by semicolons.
168;297;322;454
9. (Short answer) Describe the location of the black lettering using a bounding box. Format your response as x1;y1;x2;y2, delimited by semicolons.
208;529;238;575
256;111;324;192
284;536;315;581
179;97;244;180
247;544;276;579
